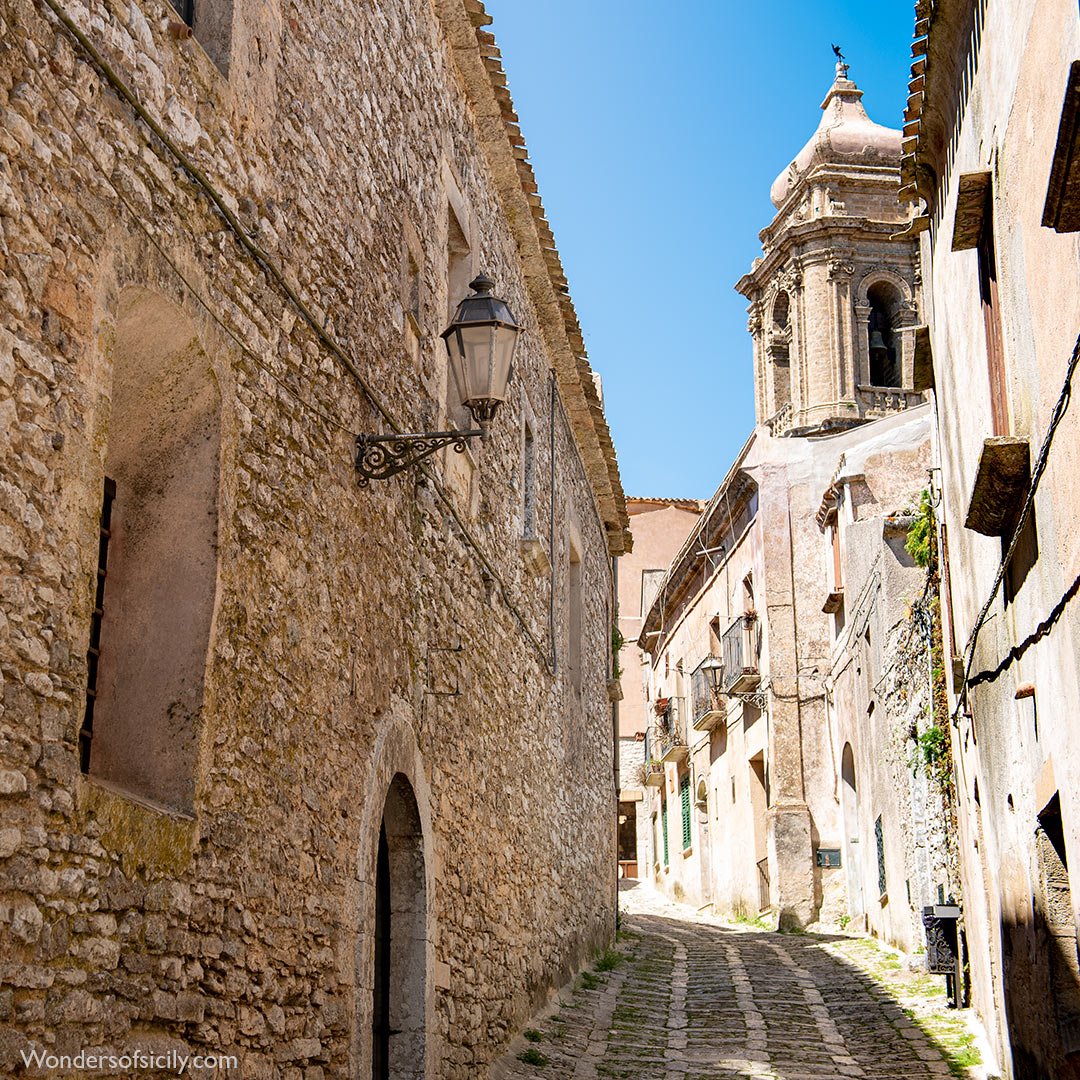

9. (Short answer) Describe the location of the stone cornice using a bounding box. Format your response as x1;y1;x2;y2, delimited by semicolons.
435;0;631;555
638;433;758;650
737;219;916;299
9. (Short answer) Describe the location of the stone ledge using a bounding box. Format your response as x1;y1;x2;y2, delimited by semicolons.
963;436;1030;537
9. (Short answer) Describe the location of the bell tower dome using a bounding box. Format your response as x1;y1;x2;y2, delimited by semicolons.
736;61;924;437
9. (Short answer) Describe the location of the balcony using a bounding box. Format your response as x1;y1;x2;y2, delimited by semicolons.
642;731;664;786
766;401;794;437
652;696;688;764
691;656;725;731
722;614;761;694
856;385;925;418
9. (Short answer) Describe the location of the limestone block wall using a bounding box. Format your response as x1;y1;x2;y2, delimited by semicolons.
0;0;623;1076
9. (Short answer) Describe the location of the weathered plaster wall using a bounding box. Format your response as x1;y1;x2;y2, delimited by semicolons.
0;0;622;1076
918;0;1080;1074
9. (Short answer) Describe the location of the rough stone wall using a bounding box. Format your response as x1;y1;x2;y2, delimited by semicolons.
0;1;622;1076
831;510;960;953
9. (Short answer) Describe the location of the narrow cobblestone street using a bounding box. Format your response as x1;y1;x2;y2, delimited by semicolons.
492;883;968;1080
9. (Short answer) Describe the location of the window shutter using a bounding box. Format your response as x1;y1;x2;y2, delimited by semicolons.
680;772;692;850
662;802;669;865
875;815;887;896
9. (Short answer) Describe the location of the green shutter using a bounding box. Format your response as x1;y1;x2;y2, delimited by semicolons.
662;801;669;865
680;772;692;850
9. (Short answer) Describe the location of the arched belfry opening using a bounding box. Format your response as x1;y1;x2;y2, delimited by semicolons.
866;281;902;388
373;774;427;1080
770;290;792;410
80;287;220;812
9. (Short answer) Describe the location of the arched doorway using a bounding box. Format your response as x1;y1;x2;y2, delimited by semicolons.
372;774;427;1080
841;744;864;919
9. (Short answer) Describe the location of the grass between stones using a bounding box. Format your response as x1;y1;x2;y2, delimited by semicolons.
825;935;984;1077
516;1046;550;1067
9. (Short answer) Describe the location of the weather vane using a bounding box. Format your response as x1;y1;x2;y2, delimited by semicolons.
832;44;846;63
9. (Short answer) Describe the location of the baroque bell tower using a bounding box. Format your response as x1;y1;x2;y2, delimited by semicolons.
736;61;924;437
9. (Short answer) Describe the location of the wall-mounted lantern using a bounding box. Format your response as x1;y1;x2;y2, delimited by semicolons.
356;274;521;483
699;655;724;697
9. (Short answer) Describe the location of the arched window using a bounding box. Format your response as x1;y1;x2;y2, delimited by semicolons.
770;291;792;409
79;288;220;812
866;281;902;387
772;291;790;332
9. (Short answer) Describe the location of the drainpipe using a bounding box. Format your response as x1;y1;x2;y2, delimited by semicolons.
612;554;620;943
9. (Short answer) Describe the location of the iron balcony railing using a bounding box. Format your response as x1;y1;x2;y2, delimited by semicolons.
690;657;724;729
652;696;687;762
722;614;761;693
642;727;665;785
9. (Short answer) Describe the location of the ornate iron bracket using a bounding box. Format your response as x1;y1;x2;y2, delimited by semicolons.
355;429;483;484
726;690;769;711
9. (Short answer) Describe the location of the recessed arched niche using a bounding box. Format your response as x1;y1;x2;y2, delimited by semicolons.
82;287;221;813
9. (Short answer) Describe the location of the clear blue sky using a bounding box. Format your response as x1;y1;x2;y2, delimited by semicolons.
485;1;915;499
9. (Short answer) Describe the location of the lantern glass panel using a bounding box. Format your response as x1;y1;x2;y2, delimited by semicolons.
450;325;496;405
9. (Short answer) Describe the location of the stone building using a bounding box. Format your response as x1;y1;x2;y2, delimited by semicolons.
0;0;631;1076
614;497;702;882
903;0;1080;1073
637;63;946;938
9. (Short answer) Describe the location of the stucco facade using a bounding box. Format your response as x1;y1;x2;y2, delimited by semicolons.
615;498;702;881
906;0;1080;1074
0;1;630;1077
637;64;943;939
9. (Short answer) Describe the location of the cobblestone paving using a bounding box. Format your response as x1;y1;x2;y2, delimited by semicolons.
492;884;958;1080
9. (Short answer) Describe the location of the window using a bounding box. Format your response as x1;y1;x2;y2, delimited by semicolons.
168;0;234;75
640;568;665;619
661;796;669;865
79;477;115;772
770;291;792;410
445;204;473;430
568;539;583;696
1035;793;1080;1054
404;250;421;331
170;0;194;25
522;420;536;539
81;288;220;813
816;848;842;868
955;173;1008;434
1042;60;1080;232
977;185;1009;436
831;523;843;591
680;771;692;850
875;815;887;896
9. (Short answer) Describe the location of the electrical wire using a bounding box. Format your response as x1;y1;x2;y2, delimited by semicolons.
33;67;356;439
35;0;553;670
953;327;1080;719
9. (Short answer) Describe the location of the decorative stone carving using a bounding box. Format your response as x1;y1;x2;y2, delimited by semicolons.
777;264;802;292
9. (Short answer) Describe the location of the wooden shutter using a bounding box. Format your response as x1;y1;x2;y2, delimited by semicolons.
680;772;692;850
